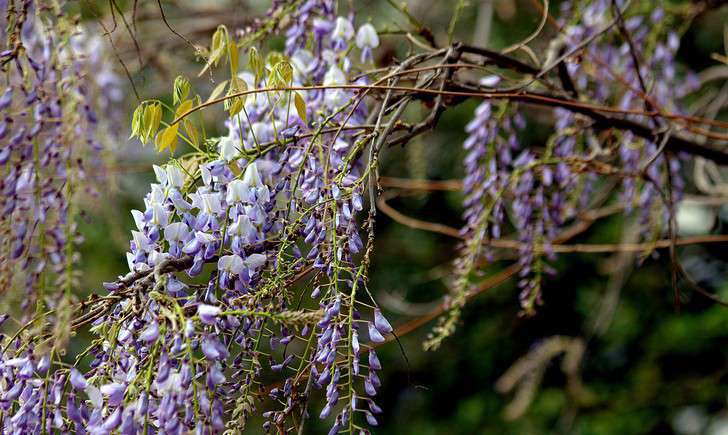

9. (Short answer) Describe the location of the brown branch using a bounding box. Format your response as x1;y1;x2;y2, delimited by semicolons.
172;80;728;164
377;192;728;253
379;177;463;191
382;263;522;341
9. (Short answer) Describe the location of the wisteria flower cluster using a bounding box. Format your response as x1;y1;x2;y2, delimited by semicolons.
0;2;119;320
4;0;389;433
1;0;722;432
429;0;701;341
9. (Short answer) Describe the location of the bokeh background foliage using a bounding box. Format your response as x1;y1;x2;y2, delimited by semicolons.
55;0;728;433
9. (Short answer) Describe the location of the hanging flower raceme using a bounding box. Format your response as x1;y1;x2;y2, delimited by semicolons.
1;0;703;433
0;0;120;382
426;0;698;348
0;1;388;433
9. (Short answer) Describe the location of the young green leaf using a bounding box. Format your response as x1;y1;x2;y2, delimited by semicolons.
278;61;293;85
130;103;144;139
294;92;307;124
156;124;179;153
268;60;293;88
199;25;228;76
266;51;286;69
227;33;239;74
210;25;228;67
206;80;230;104
173;76;191;105
176;99;194;120
142;102;162;145
248;47;264;84
183;119;199;147
224;77;248;117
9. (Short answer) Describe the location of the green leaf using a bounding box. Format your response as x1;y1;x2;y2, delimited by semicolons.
227;33;239;74
154;99;191;153
294;92;307;124
173;76;191;105
210;25;228;66
174;99;194;130
248;47;264;83
156;124;179;153
278;61;293;85
199;25;228;76
176;99;194;118
183;119;199;147
142;102;162;145
268;60;293;88
266;52;285;69
206;80;229;103
130;104;144;139
224;77;248;117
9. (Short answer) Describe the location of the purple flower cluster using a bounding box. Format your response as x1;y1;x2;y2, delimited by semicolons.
1;2;388;433
558;1;693;229
0;0;703;432
0;344;63;433
449;1;696;318
0;2;116;317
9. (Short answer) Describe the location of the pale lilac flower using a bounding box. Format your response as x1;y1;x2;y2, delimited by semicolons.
244;253;267;271
140;321;160;344
218;136;240;162
367;322;385;343
226;179;249;204
164;222;190;244
333;17;354;39
355;23;379;62
218;255;244;275
198;304;221;325
100;383;125;406
373;309;392;334
70;369;88;390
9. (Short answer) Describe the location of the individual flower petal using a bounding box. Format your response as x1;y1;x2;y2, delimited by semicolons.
70;368;88;390
102;407;122;431
242;162;263;188
150;203;169;226
352;330;360;354
218;136;240;162
479;75;501;87
207;362;226;387
244;253;266;270
365;411;378;426
164;222;190;243
373;309;392;334
364;376;377;396
153;164;168;185
198;304;221;325
319;403;332;419
37;355;50;374
226;179;249;204
332;17;354;41
368;321;385;343
100;383;126;407
165;164;186;188
85;384;103;409
368;350;382;371
131;231;152;253
356;23;379;49
200;193;223;215
228;214;255;239
131;209;146;231
324;65;346;86
140;321;160;344
218;254;244;275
